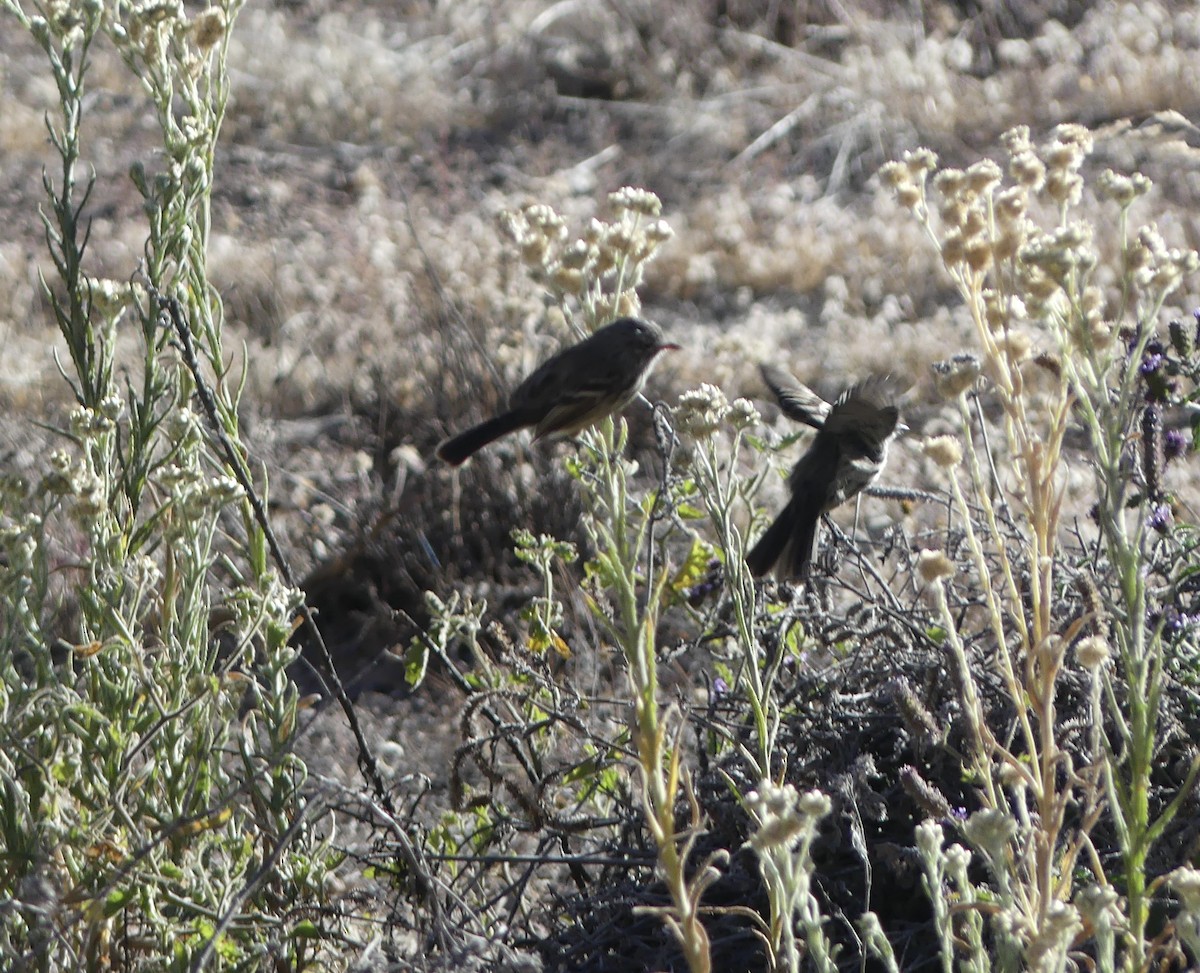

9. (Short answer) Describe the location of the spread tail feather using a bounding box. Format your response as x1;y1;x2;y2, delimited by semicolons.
784;507;819;581
746;500;794;578
746;500;820;580
436;411;528;466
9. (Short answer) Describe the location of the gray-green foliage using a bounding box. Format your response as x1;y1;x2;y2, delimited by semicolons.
0;2;336;968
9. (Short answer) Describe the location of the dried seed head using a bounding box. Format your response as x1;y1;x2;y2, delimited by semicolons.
1075;885;1122;932
1010;151;1046;191
551;267;585;295
1075;635;1110;670
1051;122;1094;157
941;229;966;268
923;435;963;468
993;227;1024;261
939;198;968;228
983;291;1026;332
965;159;1002;195
1097;169;1151;207
609;186;662;217
994;186;1028;226
963;808;1019;859
1032;353;1062;378
1044;142;1078;170
917;549;956;582
965;237;992;273
1168;867;1200;913
675;384;730;437
879;160;910;189
904;147;939;177
1001;125;1033;156
1142;404;1164;502
729;398;761;430
1036;634;1066;667
901;766;953;819
997;330;1033;363
1169;317;1196;357
559;240;591;270
933;168;968;199
1045;168;1083;206
190;7;226;50
897;183;922;210
932;353;982;398
645;219;674;244
961;207;987;238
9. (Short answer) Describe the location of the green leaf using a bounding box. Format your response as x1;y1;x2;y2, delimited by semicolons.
585;554;620;591
403;639;429;689
103;888;134;917
667;537;716;603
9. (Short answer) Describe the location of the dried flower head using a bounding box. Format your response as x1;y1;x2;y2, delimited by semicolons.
994;185;1026;220
878;161;910;190
1075;635;1110;670
1133;225;1200;296
728;397;761;430
896;182;922;210
963;808;1018;863
917;549;955;583
965;159;1002;195
609;186;662;217
1020;222;1096;283
190;7;226;50
932;353;982;398
1049;122;1094;159
644;219;674;244
1009;150;1046;191
904;147;939;177
1045;168;1083;206
923;435;963;469
933;168;967;198
964;237;993;273
744;782;828;853
941;229;966;268
900;766;953;819
914;819;945;858
1170;866;1200;913
1001;125;1033;156
997;330;1033;363
1097;169;1152;207
1072;885;1123;941
675;384;730;437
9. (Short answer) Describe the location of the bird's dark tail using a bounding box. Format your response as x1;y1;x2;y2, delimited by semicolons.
783;505;820;580
436;411;527;466
747;500;794;578
746;499;820;580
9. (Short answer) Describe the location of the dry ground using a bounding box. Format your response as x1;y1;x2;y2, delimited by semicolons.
3;0;1200;963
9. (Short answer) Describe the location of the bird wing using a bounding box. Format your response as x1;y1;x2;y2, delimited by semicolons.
760;364;831;429
821;376;902;438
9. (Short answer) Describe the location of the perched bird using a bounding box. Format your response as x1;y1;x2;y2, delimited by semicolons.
436;317;679;466
747;369;903;580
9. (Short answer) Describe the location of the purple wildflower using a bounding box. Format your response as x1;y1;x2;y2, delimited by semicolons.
1165;428;1188;461
1148;504;1172;534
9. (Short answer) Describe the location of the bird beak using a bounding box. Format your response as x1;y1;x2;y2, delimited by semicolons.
659;342;681;352
896;420;911;436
